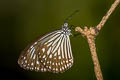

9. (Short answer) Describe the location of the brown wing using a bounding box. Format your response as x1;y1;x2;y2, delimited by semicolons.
18;30;61;72
18;30;73;73
38;34;73;73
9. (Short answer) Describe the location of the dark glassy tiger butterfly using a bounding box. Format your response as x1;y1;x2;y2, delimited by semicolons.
18;10;79;73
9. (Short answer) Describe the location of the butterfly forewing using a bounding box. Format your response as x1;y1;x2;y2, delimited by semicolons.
18;23;73;73
18;30;59;72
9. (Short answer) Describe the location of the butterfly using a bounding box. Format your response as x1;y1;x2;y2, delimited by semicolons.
18;22;74;73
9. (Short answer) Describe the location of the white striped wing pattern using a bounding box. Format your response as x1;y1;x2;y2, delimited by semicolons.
18;23;73;73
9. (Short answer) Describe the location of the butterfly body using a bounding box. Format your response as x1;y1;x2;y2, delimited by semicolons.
18;23;73;73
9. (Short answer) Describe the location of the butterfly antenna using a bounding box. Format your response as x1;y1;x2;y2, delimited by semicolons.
64;10;79;23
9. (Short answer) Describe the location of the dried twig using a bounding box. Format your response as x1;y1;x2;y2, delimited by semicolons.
75;0;120;80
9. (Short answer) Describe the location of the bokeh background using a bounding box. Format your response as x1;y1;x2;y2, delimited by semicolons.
0;0;120;80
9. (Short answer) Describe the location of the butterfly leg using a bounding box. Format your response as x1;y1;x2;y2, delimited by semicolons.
70;25;80;37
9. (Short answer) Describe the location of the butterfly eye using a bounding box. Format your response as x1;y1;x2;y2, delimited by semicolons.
18;22;73;73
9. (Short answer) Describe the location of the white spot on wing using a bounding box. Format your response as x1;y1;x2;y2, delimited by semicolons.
52;63;54;65
41;68;43;71
66;60;68;63
47;61;49;64
31;67;33;70
49;54;52;58
58;56;61;59
49;66;51;69
25;60;27;63
36;61;39;64
23;57;26;59
54;52;57;56
60;68;62;71
31;63;33;65
62;67;64;70
58;63;60;65
43;55;46;58
53;68;55;70
56;68;58;71
37;67;39;70
44;68;47;71
30;45;33;49
43;62;45;65
65;65;67;68
42;48;45;53
61;62;63;65
34;42;37;44
67;64;69;67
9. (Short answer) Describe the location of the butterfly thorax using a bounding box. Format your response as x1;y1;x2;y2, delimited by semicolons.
61;23;72;36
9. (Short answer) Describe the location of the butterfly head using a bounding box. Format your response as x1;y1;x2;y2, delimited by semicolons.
61;22;72;36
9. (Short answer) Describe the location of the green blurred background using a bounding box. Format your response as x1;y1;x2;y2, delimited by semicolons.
0;0;120;80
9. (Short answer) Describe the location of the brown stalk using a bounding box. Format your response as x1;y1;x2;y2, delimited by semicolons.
75;0;120;80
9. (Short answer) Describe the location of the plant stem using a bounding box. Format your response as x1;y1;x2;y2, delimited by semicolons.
96;0;120;31
87;36;103;80
75;0;120;80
